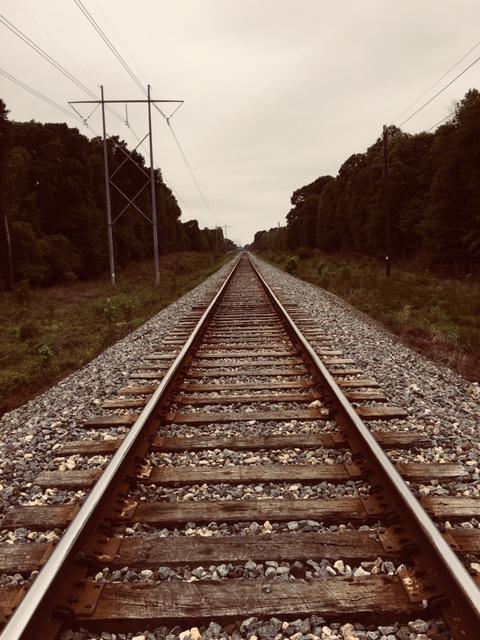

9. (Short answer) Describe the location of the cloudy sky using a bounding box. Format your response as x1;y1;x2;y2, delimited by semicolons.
2;1;480;245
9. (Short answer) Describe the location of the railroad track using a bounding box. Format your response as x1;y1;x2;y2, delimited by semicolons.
0;253;479;639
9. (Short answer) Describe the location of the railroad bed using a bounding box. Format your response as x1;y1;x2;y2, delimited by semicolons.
0;253;479;640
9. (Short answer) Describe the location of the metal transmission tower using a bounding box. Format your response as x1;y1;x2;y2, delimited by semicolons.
69;86;183;287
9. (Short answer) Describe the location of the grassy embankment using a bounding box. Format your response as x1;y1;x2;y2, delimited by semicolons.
0;252;230;416
258;250;480;382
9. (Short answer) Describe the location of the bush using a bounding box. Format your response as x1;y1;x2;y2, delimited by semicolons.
100;295;140;324
285;256;299;273
37;344;53;364
116;295;139;322
101;298;121;324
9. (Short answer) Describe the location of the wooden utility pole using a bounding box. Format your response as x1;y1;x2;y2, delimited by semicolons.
383;125;391;278
223;225;230;254
2;211;13;291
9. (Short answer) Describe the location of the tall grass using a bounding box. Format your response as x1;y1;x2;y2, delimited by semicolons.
0;252;229;415
259;250;480;381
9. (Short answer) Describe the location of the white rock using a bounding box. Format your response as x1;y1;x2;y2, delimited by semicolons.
341;623;359;639
333;559;345;573
140;569;153;578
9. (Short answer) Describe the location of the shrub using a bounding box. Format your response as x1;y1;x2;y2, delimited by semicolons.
285;256;299;273
37;344;53;364
116;295;139;322
101;298;121;324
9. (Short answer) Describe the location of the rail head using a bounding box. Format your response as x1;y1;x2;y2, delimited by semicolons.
1;254;241;640
248;253;480;639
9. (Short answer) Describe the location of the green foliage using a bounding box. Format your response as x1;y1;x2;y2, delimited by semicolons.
285;255;299;273
100;294;140;324
37;344;53;364
0;252;230;415
101;298;122;324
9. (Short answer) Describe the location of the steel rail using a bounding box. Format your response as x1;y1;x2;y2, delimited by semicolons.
1;255;241;640
248;254;480;639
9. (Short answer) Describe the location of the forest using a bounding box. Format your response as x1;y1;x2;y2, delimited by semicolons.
252;89;480;276
0;99;233;290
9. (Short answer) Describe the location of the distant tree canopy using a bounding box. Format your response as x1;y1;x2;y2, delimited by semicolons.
0;101;234;289
253;89;480;275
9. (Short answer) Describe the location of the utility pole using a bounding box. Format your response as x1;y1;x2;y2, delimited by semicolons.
147;85;160;286
101;85;115;287
70;89;183;287
223;225;230;254
383;125;391;278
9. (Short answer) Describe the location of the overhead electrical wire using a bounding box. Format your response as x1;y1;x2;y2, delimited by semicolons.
12;0;99;87
0;67;83;123
73;0;169;120
73;0;145;95
0;12;98;98
393;38;480;123
91;0;147;87
0;10;131;130
1;13;125;137
397;53;480;129
427;109;457;133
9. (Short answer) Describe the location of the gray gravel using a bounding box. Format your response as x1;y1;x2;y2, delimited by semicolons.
58;617;448;639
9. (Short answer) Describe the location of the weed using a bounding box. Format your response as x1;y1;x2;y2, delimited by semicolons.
286;256;299;274
258;249;480;381
37;344;53;365
101;298;121;324
1;252;230;415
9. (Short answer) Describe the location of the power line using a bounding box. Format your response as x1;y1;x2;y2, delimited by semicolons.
397;53;480;128
427;109;456;133
12;0;99;87
73;0;171;120
0;11;129;129
0;67;83;123
0;12;98;98
393;38;480;123
73;0;145;94
91;0;147;87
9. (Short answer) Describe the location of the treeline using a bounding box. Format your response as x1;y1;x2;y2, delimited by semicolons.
0;99;234;289
252;89;480;275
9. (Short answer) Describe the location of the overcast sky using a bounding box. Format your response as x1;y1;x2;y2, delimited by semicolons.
2;0;480;245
